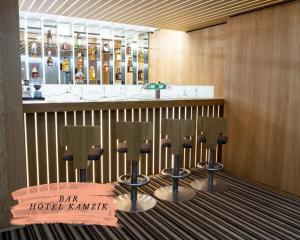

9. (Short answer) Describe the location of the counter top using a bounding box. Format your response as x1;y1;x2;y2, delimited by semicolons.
23;98;224;113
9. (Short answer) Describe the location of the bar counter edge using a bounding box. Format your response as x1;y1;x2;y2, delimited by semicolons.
23;98;225;113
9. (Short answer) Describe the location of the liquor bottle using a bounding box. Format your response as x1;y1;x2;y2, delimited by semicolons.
103;41;110;53
127;57;133;72
89;66;96;80
47;51;53;66
31;41;37;57
62;58;70;72
32;65;38;78
138;69;144;82
126;43;131;55
102;61;109;72
116;48;122;61
47;30;52;46
76;32;83;49
88;45;96;61
115;68;122;81
75;69;84;84
76;52;83;70
62;40;69;51
138;50;144;63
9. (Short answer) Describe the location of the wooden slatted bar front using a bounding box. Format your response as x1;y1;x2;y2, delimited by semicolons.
23;98;224;186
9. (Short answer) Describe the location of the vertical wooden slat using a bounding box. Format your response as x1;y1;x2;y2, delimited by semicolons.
24;113;30;187
140;108;147;174
37;112;47;185
187;106;193;169
123;109;127;175
44;112;50;184
110;109;117;182
84;110;94;183
26;113;37;186
100;110;104;183
65;111;75;182
158;107;162;172
117;109;125;177
34;113;40;185
160;108;167;171
46;112;57;183
192;106;198;167
57;112;66;184
101;110;110;183
92;110;100;183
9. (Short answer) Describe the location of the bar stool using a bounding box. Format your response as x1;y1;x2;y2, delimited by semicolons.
190;117;230;192
60;126;103;182
114;121;156;212
154;119;196;202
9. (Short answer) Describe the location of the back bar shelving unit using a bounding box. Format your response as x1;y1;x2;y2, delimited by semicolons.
19;17;150;86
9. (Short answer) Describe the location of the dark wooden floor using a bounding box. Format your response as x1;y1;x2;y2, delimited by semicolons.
1;169;300;240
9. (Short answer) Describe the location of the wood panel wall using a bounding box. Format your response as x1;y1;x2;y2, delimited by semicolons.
149;27;226;97
224;0;300;196
149;0;300;196
0;0;26;228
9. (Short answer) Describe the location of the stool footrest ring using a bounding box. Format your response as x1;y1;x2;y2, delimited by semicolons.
161;168;191;179
197;161;224;172
118;174;150;187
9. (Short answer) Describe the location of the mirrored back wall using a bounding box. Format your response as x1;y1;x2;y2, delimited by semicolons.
19;13;152;86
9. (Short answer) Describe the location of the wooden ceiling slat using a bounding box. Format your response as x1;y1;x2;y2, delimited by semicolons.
82;0;119;19
52;0;71;15
110;0;171;23
168;0;279;29
157;0;259;28
104;0;153;22
178;0;285;31
124;0;194;24
93;0;137;19
19;0;288;31
134;0;238;26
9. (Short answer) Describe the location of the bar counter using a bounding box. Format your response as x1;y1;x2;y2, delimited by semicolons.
22;98;224;187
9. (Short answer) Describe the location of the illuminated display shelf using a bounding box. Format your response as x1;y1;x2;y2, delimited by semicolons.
19;14;151;86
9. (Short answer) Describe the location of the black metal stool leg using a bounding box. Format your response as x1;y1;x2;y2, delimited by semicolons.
207;149;215;189
154;154;196;203
79;169;87;182
130;161;138;208
173;154;179;192
114;159;156;212
217;143;223;163
191;149;230;192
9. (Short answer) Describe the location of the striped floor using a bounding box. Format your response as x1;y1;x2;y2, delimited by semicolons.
1;169;300;240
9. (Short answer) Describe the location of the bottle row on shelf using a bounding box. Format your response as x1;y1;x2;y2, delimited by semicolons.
20;18;149;85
